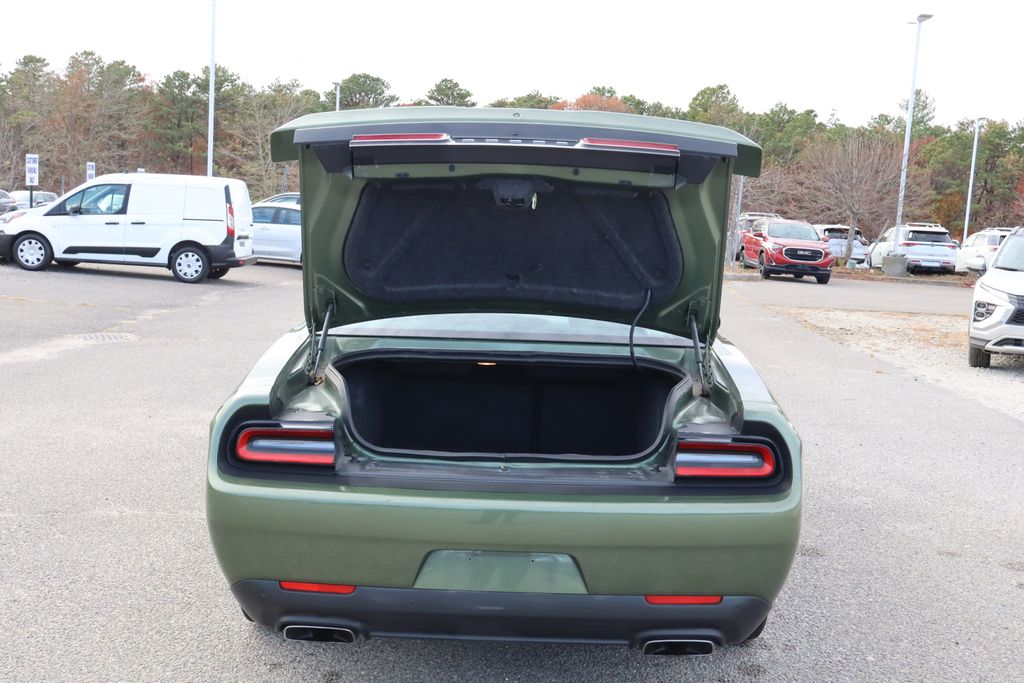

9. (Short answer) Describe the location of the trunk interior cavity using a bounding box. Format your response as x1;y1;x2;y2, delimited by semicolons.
335;355;685;459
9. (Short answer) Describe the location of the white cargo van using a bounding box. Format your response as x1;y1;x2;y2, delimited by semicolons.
0;173;256;283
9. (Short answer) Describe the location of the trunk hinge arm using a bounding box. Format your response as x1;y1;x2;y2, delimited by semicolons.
307;298;337;385
688;311;712;398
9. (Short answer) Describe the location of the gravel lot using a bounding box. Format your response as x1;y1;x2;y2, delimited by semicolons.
1;263;1022;682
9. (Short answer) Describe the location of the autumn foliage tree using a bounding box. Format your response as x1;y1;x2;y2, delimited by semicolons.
787;131;932;252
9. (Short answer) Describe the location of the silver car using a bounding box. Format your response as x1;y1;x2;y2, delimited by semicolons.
252;201;301;264
9;190;58;209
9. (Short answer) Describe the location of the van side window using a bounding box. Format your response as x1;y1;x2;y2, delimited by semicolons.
279;209;301;225
49;190;85;216
80;184;129;215
49;184;129;216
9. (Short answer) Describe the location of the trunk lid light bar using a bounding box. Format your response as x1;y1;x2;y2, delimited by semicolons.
675;440;776;478
236;427;336;466
349;132;680;156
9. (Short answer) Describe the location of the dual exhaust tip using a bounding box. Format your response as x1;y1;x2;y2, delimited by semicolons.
640;639;715;656
282;625;356;643
283;625;714;656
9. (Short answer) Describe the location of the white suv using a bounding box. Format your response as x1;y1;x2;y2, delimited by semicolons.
0;173;256;283
867;222;959;273
967;227;1024;367
956;227;1014;273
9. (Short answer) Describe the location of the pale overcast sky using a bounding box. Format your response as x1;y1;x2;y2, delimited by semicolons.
2;0;1019;128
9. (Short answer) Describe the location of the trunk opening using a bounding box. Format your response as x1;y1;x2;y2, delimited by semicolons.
336;355;685;460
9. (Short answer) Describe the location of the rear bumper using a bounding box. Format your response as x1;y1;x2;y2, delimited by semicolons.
208;241;257;268
907;257;955;272
231;580;771;646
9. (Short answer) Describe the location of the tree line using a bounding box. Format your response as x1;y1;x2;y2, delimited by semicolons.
2;52;1021;238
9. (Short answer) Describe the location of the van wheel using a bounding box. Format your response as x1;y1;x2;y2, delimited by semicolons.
208;267;229;280
12;233;53;271
171;246;210;283
968;346;991;368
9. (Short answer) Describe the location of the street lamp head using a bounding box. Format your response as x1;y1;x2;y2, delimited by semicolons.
916;14;933;23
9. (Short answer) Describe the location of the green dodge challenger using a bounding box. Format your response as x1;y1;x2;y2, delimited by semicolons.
206;107;801;656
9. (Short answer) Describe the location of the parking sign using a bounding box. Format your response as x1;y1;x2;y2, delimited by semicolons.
25;154;39;186
86;162;96;181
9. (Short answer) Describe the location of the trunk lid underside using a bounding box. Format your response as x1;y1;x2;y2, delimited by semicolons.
270;107;762;343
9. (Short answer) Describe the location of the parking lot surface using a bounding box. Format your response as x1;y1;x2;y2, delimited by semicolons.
1;263;1022;682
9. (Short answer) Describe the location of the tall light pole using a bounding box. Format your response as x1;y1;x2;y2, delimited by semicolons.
334;82;342;111
206;0;217;177
894;13;933;253
962;117;987;244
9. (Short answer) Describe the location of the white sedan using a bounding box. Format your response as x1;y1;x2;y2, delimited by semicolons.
251;201;301;264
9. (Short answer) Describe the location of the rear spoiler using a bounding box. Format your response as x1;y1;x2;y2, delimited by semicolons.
273;121;760;187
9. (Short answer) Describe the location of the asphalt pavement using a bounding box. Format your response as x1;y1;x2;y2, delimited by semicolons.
0;261;1021;682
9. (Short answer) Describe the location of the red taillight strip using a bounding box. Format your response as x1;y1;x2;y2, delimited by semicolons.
351;133;451;143
578;137;679;154
675;441;776;478
236;427;336;466
279;581;356;595
645;595;722;605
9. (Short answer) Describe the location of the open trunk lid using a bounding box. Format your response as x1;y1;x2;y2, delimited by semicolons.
270;107;761;342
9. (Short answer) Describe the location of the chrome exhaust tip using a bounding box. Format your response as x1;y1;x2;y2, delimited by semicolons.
282;625;356;643
641;639;715;656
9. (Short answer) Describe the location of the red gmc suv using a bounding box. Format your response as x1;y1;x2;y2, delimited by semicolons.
741;218;835;284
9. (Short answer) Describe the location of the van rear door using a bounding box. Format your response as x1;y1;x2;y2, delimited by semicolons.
225;180;254;259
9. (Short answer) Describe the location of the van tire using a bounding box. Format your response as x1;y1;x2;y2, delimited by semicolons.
170;246;210;283
208;267;229;280
12;233;53;271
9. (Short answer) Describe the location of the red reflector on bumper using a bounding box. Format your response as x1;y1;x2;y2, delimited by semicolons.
279;581;356;595
645;595;722;605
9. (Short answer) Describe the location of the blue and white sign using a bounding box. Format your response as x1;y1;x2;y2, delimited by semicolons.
86;162;96;181
25;154;39;186
136;168;145;174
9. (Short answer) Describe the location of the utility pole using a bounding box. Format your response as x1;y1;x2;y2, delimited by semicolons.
206;0;217;176
962;117;986;244
894;14;933;252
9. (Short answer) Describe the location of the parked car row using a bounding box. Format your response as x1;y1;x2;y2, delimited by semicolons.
0;189;58;212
